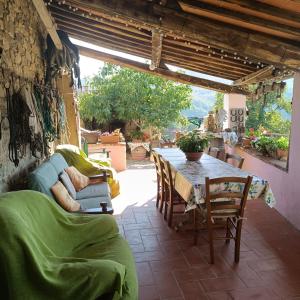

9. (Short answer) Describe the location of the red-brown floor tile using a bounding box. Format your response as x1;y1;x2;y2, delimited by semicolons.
136;262;155;286
177;281;208;299
200;276;247;292
139;285;160;300
152;271;183;299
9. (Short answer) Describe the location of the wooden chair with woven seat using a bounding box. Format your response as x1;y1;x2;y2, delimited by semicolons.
195;176;252;264
207;147;221;159
225;153;245;169
152;152;164;212
160;158;186;227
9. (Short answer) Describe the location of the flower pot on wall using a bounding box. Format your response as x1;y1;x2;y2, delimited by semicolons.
184;152;203;161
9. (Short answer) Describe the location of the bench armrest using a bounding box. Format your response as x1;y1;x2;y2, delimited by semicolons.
89;171;110;183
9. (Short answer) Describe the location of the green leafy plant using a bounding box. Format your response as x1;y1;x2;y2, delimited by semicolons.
276;136;289;150
252;136;277;156
131;130;144;140
176;131;209;153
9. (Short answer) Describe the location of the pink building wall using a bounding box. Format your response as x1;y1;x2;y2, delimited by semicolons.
226;73;300;229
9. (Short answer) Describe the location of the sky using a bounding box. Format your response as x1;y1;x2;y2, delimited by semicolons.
71;38;231;84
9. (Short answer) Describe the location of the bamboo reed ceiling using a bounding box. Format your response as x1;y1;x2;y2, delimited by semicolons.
44;0;298;86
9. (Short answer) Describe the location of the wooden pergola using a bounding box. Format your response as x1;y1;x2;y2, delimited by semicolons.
42;0;300;94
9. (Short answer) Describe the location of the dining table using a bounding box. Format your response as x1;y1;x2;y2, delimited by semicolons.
153;148;275;212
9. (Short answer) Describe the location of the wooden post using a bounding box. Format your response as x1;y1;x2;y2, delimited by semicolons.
31;0;63;50
56;75;80;147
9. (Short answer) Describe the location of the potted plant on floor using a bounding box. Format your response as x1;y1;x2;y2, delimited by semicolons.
176;131;209;161
276;136;289;160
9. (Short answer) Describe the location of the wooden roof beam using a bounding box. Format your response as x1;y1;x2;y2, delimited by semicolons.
69;0;300;70
32;0;62;50
150;29;163;70
77;45;250;95
178;0;300;41
233;66;273;86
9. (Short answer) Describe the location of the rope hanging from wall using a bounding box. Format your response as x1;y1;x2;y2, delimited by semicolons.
1;69;67;167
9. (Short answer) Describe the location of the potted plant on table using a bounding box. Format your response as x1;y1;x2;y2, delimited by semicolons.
176;131;209;161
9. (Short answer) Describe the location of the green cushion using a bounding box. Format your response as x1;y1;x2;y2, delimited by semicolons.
0;190;138;299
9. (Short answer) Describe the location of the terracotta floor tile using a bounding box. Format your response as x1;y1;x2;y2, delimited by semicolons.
141;235;161;252
136;262;155;286
177;281;208;300
130;243;145;253
150;256;189;272
112;163;300;299
153;271;183;299
200;276;247;292
139;285;160;300
172;266;216;282
229;287;280;300
124;229;143;245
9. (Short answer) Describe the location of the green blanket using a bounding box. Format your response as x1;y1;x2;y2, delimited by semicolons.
0;191;137;299
56;146;120;198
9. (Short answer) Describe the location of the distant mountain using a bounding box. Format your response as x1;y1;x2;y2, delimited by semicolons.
182;86;216;119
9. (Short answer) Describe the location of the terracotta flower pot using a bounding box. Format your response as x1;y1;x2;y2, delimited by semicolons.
184;152;203;161
277;149;288;160
242;138;251;148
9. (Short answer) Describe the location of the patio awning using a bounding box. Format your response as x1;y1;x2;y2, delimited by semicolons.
44;0;299;93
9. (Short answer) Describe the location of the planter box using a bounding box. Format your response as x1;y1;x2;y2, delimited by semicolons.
100;135;119;144
131;146;146;160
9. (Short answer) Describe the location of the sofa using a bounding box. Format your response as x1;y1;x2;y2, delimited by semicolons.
0;190;138;299
29;153;112;210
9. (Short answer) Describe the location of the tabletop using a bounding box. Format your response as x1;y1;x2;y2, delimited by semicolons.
153;148;275;211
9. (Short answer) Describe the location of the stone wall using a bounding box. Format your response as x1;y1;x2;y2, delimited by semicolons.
0;0;50;192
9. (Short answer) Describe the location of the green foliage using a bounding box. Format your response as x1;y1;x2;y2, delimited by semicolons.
246;88;291;135
79;64;192;130
176;131;209;153
213;92;224;112
252;136;277;155
276;136;289;150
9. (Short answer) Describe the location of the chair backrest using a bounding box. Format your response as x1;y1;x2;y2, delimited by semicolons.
152;152;163;179
225;153;244;169
160;158;174;196
205;176;252;221
208;147;220;159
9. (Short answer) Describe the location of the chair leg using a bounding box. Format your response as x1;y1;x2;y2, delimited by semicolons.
159;187;165;213
225;218;230;244
156;185;160;208
234;221;242;263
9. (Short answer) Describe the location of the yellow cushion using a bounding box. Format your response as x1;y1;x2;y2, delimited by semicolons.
51;181;80;212
65;166;90;192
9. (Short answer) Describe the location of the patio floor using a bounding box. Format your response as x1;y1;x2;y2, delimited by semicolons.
112;159;300;300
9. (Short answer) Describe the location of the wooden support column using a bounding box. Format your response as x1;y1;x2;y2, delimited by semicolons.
56;75;80;147
32;0;63;50
150;29;163;70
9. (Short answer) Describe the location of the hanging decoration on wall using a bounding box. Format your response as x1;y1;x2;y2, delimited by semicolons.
44;30;81;88
1;69;67;167
6;88;32;167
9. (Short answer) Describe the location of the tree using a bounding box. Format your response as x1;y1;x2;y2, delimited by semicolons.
246;88;292;135
79;64;192;132
213;92;224;111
